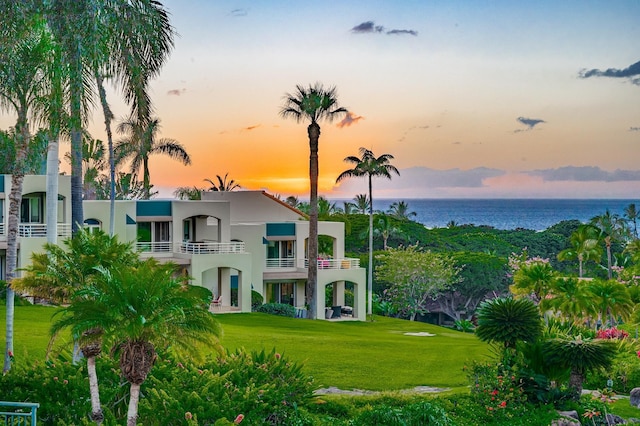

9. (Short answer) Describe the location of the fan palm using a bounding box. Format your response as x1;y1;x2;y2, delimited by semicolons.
115;117;190;199
557;224;602;278
75;259;222;426
337;148;399;316
544;336;617;399
280;83;347;319
204;173;242;191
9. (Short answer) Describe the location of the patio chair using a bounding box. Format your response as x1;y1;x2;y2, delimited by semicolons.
211;295;222;310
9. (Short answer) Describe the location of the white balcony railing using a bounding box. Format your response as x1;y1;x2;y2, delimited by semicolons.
0;223;4;235
18;223;71;238
266;257;360;269
136;241;172;253
177;241;245;255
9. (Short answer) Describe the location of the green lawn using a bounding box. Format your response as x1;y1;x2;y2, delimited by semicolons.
0;306;491;391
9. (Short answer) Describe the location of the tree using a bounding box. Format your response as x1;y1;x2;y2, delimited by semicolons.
0;11;52;373
14;229;139;422
373;214;403;250
557;224;602;278
586;279;633;328
625;203;638;239
77;259;222;426
375;246;460;321
204;173;241;191
475;297;542;365
541;277;596;326
544;336;617;399
510;258;556;302
280;83;347;319
337;148;399;316
353;194;370;214
173;186;203;200
591;210;628;279
387;201;417;221
115;117;190;199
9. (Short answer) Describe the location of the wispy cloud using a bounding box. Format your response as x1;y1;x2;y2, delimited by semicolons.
229;8;248;17
350;21;418;36
514;116;546;132
629;126;640;132
167;88;186;96
579;60;640;85
336;112;364;128
528;166;640;182
243;124;261;131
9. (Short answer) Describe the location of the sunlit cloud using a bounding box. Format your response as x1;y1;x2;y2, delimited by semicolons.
629;127;640;132
350;21;418;36
528;166;640;182
336;112;364;128
243;124;261;131
167;88;186;96
514;116;546;133
579;59;640;85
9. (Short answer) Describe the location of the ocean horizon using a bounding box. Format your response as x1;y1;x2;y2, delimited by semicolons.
331;198;639;231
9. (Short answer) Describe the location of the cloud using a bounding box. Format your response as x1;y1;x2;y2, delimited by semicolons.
336;112;364;128
351;21;417;36
527;166;640;182
167;88;186;96
243;124;261;131
351;21;384;33
514;116;545;132
579;60;640;85
629;127;640;132
230;8;248;17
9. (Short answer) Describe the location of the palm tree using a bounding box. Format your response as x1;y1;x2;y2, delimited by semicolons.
336;148;399;316
280;83;347;319
0;11;52;373
557;224;602;278
285;195;301;209
624;203;638;239
77;259;222;426
510;260;556;302
342;201;356;214
373;215;403;250
14;229;139;422
353;194;370;214
387;201;416;221
204;173;241;191
115;117;190;199
586;279;633;328
475;297;542;365
591;210;628;279
541;277;596;325
173;186;203;200
544;336;617;399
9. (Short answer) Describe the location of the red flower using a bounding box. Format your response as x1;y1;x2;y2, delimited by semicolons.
185;412;193;420
491;389;499;395
499;401;507;408
234;414;244;424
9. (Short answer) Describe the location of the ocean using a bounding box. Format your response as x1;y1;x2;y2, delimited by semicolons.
363;199;640;231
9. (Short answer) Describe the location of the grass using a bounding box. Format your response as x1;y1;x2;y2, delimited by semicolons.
0;305;491;391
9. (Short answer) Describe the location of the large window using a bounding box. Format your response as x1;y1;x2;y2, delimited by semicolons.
137;221;171;252
266;282;295;305
266;240;295;259
21;196;43;223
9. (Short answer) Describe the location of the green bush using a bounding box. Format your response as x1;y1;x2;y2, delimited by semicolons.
257;302;296;317
251;290;264;311
352;400;452;426
584;345;640;393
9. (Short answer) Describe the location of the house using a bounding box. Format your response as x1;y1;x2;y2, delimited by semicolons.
0;175;366;320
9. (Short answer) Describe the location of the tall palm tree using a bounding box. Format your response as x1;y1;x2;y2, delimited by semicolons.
115;117;190;199
173;186;203;200
204;173;242;191
387;201;417;221
557;224;602;278
0;11;52;373
541;277;596;325
280;83;347;319
624;203;638;239
591;210;628;279
76;259;222;426
352;194;370;214
586;278;633;328
336;148;399;316
544;336;617;399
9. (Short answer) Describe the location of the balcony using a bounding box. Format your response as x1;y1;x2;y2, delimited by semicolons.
266;258;360;269
0;223;4;235
18;223;71;238
136;241;246;255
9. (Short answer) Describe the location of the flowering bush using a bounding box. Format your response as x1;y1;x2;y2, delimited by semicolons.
596;327;629;340
466;361;528;417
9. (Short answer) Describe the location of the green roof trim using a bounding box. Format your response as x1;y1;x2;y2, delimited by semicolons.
0;175;4;192
266;223;295;237
136;201;172;216
126;214;136;225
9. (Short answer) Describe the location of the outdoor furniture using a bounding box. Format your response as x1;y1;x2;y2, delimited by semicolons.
212;295;222;310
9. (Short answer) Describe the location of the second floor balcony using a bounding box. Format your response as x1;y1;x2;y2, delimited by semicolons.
17;223;71;238
266;257;361;270
136;240;246;255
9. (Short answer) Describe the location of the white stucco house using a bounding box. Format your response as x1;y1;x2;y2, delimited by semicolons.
0;174;366;320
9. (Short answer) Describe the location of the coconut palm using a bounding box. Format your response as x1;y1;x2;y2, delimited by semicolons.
77;259;222;426
387;201;417;221
204;173;242;192
173;186;203;200
624;203;638;239
373;215;404;250
586;279;633;328
544;336;617;399
280;83;347;319
591;210;628;279
336;148;399;316
353;194;370;214
541;277;596;325
557;224;602;278
0;11;52;373
510;259;556;302
115;117;190;199
285;195;302;209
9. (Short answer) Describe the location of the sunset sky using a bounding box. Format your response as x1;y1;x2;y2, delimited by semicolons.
4;1;640;199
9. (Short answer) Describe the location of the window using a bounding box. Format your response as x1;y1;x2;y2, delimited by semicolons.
21;196;42;223
84;218;101;233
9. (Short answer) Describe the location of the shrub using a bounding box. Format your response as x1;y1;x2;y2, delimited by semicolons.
257;303;296;317
352;400;452;426
251;290;264;311
454;319;475;333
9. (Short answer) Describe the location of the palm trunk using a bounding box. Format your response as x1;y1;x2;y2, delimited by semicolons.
46;135;60;244
126;382;141;426
306;122;320;319
143;156;151;200
367;175;373;316
569;369;584;400
70;50;84;234
606;240;612;279
95;74;116;236
87;355;104;424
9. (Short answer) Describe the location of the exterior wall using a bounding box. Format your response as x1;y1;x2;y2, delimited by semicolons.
202;191;304;223
171;201;231;242
83;200;137;244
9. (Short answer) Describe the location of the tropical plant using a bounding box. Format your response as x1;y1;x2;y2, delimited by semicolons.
591;210;629;279
373;214;404;250
510;258;556;302
336;148;399;316
205;173;241;192
544;336;617;399
115;117;190;199
387;201;417;221
67;259;222;426
541;277;596;326
352;193;370;214
475;297;542;364
624;203;638;239
173;186;203;200
557;224;602;278
280;82;347;319
285;195;301;209
586;279;633;328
